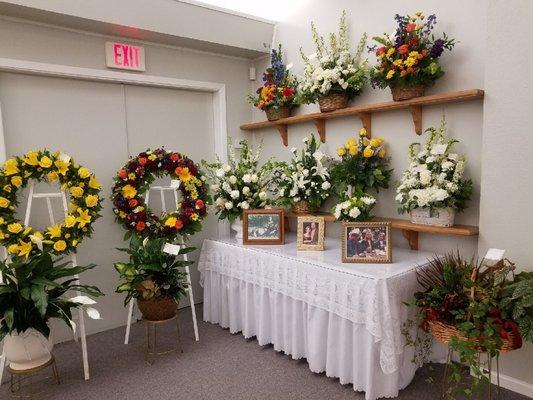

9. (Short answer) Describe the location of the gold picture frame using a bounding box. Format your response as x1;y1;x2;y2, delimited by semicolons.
341;221;392;263
297;216;325;251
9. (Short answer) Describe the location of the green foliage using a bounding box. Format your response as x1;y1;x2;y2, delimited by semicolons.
499;271;533;342
0;252;103;341
114;235;192;306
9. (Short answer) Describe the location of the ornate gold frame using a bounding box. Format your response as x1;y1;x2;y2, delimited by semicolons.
341;221;392;263
297;216;325;251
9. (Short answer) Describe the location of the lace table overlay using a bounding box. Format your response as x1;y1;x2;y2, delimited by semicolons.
198;236;433;374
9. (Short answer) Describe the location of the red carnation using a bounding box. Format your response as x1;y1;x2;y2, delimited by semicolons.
405;23;416;33
128;199;139;208
138;157;148;166
175;219;184;230
376;46;386;56
282;88;294;97
398;44;410;55
135;221;146;231
171;152;181;161
195;199;205;209
118;169;128;179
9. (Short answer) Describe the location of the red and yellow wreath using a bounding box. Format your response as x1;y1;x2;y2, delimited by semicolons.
0;150;103;258
111;148;209;239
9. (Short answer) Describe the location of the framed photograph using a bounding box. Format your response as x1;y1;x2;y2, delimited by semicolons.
243;208;285;245
297;216;325;251
341;222;392;263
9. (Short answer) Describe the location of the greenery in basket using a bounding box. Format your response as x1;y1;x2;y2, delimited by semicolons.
248;44;298;112
202;139;277;222
114;235;192;305
330;128;392;197
369;11;456;90
0;252;103;341
273;134;331;209
396;117;472;215
406;252;533;398
332;193;376;222
297;10;368;104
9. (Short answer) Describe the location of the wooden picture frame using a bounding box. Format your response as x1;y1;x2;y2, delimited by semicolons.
341;221;392;263
297;216;325;251
243;208;285;245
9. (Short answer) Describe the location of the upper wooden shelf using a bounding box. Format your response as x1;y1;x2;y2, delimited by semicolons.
241;89;484;146
285;212;479;251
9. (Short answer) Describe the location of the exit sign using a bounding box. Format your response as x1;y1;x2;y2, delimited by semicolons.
105;42;145;71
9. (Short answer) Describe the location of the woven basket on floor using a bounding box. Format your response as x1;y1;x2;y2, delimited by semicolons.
390;85;425;101
265;106;292;121
137;297;177;321
427;320;522;353
318;92;349;112
291;200;315;214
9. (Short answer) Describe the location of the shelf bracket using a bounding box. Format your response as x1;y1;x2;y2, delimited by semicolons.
402;229;419;250
359;112;372;137
314;119;326;143
276;124;288;146
409;105;423;135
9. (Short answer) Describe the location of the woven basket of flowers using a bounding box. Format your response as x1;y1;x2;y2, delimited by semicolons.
390;85;425;101
265;106;292;121
318;93;349;112
292;200;315;214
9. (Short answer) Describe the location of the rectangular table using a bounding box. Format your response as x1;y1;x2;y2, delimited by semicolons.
198;235;435;400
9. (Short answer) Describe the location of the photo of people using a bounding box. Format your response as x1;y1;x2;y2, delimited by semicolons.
343;222;391;263
243;209;285;245
297;216;325;251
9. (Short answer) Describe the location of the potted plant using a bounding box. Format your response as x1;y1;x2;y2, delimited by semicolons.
370;11;456;101
202;139;276;238
274;134;331;214
248;45;298;121
408;253;532;398
298;11;368;112
0;252;102;371
396;118;472;227
115;235;192;321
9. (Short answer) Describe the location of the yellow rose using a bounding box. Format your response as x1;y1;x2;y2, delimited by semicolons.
3;185;11;193
64;215;77;228
11;176;23;187
363;146;374;158
348;145;358;156
7;244;19;254
0;197;10;208
38;156;53;168
78;167;91;179
165;217;177;227
4;158;19;176
23;151;39;166
85;195;99;208
378;148;386;158
7;223;23;234
88;176;101;189
121;184;137;199
359;128;367;137
336;147;346;157
370;138;384;148
345;138;357;149
47;171;59;182
70;186;84;198
53;240;67;252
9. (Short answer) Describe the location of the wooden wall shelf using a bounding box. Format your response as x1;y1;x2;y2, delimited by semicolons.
241;89;484;146
285;212;479;251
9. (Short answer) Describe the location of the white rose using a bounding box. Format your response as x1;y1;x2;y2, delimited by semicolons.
321;181;331;190
222;182;231;192
228;175;237;184
215;197;225;206
251;174;258;183
224;201;233;210
420;170;431;186
242;174;251;183
341;201;350;210
258;191;267;200
215;168;225;178
223;164;231;172
293;197;300;202
361;196;375;205
210;184;220;192
278;188;285;197
241;201;250;210
242;186;250;195
349;207;361;219
230;190;240;199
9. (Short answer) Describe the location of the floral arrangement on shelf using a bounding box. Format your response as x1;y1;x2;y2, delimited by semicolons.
248;45;298;121
202;139;276;222
370;11;456;101
298;10;368;111
330;128;392;196
274;135;331;212
407;253;533;397
332;193;376;222
395;118;472;219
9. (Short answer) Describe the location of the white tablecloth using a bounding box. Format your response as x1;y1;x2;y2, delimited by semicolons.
198;235;435;399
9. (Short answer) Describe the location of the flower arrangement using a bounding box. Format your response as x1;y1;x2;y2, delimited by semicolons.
274;135;331;212
370;11;456;101
330;128;392;196
248;45;298;121
395;118;472;220
333;193;376;222
408;253;533;397
202;139;276;222
298;11;368;111
0;150;102;258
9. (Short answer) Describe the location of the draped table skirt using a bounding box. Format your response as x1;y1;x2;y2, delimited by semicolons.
199;236;437;400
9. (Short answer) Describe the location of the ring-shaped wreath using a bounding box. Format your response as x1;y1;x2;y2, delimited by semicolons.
0;150;103;258
111;148;209;239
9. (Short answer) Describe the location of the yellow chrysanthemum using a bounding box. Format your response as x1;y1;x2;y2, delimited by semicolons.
11;176;23;187
363;146;374;158
78;167;91;179
47;224;62;238
85;195;99;208
122;184;137;199
76;208;92;228
38;156;53;168
54;160;70;176
53;240;67;252
7;223;23;234
336;147;346;157
70;186;84;198
128;173;136;180
4;158;19;176
404;57;417;67
23;151;39;166
386;70;395;80
190;213;199;221
177;167;192;182
0;197;10;208
148;154;157;161
165;217;177;227
386;48;395;57
88;176;101;189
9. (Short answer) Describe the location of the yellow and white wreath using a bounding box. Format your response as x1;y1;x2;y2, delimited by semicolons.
0;150;102;258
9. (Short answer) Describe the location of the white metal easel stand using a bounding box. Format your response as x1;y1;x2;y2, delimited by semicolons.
123;185;199;345
0;248;5;385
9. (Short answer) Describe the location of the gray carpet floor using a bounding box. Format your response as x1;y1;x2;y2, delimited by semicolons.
0;306;529;400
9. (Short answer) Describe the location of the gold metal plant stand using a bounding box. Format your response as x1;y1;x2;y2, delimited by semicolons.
144;315;183;365
8;355;60;399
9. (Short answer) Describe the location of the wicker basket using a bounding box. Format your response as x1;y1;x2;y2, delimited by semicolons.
410;207;455;227
265;106;292;121
318;92;349;112
137;297;177;321
428;320;522;353
292;200;315;214
390;85;425;101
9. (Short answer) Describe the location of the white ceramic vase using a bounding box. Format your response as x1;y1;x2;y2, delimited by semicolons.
3;329;54;371
410;207;456;227
231;219;243;239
